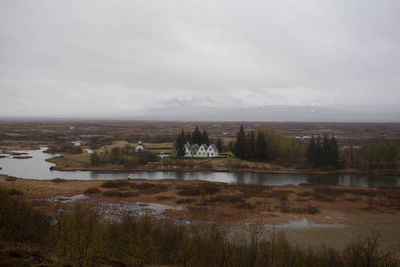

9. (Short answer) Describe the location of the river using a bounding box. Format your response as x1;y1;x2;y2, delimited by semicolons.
0;148;399;187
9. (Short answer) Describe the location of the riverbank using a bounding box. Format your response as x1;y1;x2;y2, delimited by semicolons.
46;154;400;176
1;174;399;253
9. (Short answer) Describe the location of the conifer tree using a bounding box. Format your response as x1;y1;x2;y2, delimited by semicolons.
234;125;246;159
202;130;210;145
322;135;330;166
174;129;186;158
216;138;223;152
315;135;322;167
192;126;202;145
255;131;268;161
329;136;340;168
306;135;341;168
248;131;255;160
185;132;192;144
306;136;316;166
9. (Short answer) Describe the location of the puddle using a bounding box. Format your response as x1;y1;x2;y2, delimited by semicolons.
272;218;344;229
43;194;89;203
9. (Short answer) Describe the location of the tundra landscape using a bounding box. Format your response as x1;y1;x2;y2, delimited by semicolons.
0;121;399;266
2;0;400;266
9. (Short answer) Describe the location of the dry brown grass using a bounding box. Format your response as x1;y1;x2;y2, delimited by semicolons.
131;182;168;194
176;198;197;204
176;184;201;196
8;188;23;196
83;187;100;195
101;180;130;188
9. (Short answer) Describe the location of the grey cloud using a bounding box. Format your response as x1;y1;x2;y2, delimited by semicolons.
0;0;399;121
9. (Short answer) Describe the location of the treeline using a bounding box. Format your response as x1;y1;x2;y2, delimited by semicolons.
342;142;399;169
90;145;159;167
306;135;340;168
0;185;397;266
174;126;223;158
233;126;305;164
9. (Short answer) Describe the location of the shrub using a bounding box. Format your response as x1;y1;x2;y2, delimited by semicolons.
8;188;23;196
51;206;104;266
206;194;245;204
101;180;130;188
343;231;395;266
176;198;196;204
102;190;122;197
176;184;201;196
156;196;174;201
199;183;221;195
131;183;168;194
51;178;66;183
83;187;100;195
296;191;313;197
0;185;51;242
5;176;17;182
235;183;266;198
120;191;140;198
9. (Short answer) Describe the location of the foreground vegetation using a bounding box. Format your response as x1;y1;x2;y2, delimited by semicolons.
0;184;399;266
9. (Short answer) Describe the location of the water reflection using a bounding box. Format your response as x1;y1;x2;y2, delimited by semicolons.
0;148;399;187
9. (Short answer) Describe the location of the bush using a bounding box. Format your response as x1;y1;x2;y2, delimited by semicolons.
176;184;201;196
199;183;221;195
51;178;66;183
206;194;245;204
51;206;104;266
102;190;122;197
101;180;130;188
8;188;23;196
5;176;17;182
131;183;168;194
176;198;196;204
83;187;101;195
0;185;51;242
120;191;140;198
0;186;398;266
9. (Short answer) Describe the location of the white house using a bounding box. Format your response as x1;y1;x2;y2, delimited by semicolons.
184;142;191;157
196;144;208;157
135;140;147;152
191;144;199;157
175;142;219;158
207;144;219;158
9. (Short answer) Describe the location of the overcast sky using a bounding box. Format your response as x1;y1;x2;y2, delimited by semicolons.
1;0;399;121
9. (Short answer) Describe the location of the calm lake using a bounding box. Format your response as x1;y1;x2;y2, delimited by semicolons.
1;148;399;187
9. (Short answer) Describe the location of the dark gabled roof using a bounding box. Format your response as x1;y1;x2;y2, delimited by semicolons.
209;144;218;153
184;143;191;150
191;144;199;150
200;144;208;150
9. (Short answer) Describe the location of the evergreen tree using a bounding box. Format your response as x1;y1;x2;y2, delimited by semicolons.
185;132;192;144
248;131;255;160
315;135;322;167
202;130;210;145
329;136;340;168
216;138;223;152
306;135;341;168
255;131;268;161
234;125;246;159
174;129;186;158
306;136;316;166
321;135;330;166
192;126;202;144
